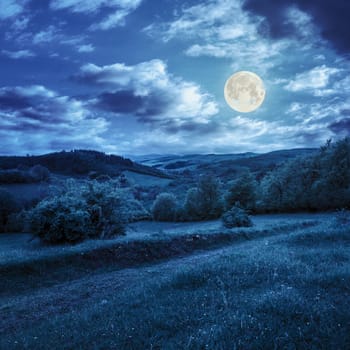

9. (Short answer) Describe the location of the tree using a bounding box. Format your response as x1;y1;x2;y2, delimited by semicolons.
226;170;257;211
29;180;126;244
151;193;178;221
183;175;223;220
222;205;253;228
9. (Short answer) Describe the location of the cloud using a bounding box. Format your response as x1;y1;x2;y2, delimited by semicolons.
29;25;94;54
50;0;143;30
32;25;59;44
1;49;35;59
0;85;109;155
284;65;340;95
328;118;350;135
77;44;95;53
243;0;350;54
143;0;292;73
75;59;218;128
0;0;27;20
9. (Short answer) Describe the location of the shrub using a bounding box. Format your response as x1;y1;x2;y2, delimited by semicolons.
183;176;223;220
0;170;33;184
124;198;151;222
183;187;202;220
222;206;253;228
0;189;20;231
29;165;50;182
29;180;126;244
226;170;257;210
29;196;92;243
151;193;178;221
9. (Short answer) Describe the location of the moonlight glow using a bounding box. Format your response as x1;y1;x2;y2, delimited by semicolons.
224;71;266;113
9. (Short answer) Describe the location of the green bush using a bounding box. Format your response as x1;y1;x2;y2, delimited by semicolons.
151;192;178;221
222;206;253;228
29;181;126;244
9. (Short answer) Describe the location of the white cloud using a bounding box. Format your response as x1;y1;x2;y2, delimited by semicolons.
90;9;129;30
77;44;95;53
11;15;29;30
143;0;292;73
0;85;110;155
285;65;340;93
284;6;319;39
33;25;58;44
2;49;35;59
144;0;248;43
77;59;219;125
0;0;27;20
50;0;143;30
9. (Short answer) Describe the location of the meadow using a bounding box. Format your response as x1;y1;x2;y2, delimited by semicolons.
1;214;349;349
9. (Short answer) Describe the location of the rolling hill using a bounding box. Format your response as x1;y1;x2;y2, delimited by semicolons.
132;148;318;179
0;150;171;179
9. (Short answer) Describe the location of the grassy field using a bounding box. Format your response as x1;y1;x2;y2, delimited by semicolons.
1;215;349;349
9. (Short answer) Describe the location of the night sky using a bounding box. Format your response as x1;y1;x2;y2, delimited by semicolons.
0;0;349;155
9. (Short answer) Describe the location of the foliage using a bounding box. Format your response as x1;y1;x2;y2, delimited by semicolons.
221;205;253;228
183;175;223;220
29;165;50;182
151;192;178;221
0;189;20;231
258;138;350;212
226;169;257;210
124;198;151;222
28;180;126;244
0;165;50;184
0;150;167;178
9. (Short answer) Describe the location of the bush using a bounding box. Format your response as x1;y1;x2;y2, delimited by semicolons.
226;170;257;211
151;193;178;221
0;165;50;184
222;206;253;228
0;170;33;184
29;181;126;244
0;189;20;231
183;176;223;220
29;165;50;182
124;198;151;222
29;196;92;243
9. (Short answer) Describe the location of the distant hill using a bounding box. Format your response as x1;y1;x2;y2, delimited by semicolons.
0;150;171;179
132;148;318;179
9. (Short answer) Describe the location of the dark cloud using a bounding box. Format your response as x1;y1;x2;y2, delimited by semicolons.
97;90;145;114
96;90;171;118
295;130;324;144
243;0;350;53
161;120;220;135
329;118;350;134
0;85;109;155
0;86;79;124
0;89;31;109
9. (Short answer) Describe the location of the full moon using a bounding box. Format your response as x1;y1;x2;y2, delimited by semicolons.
224;71;265;113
